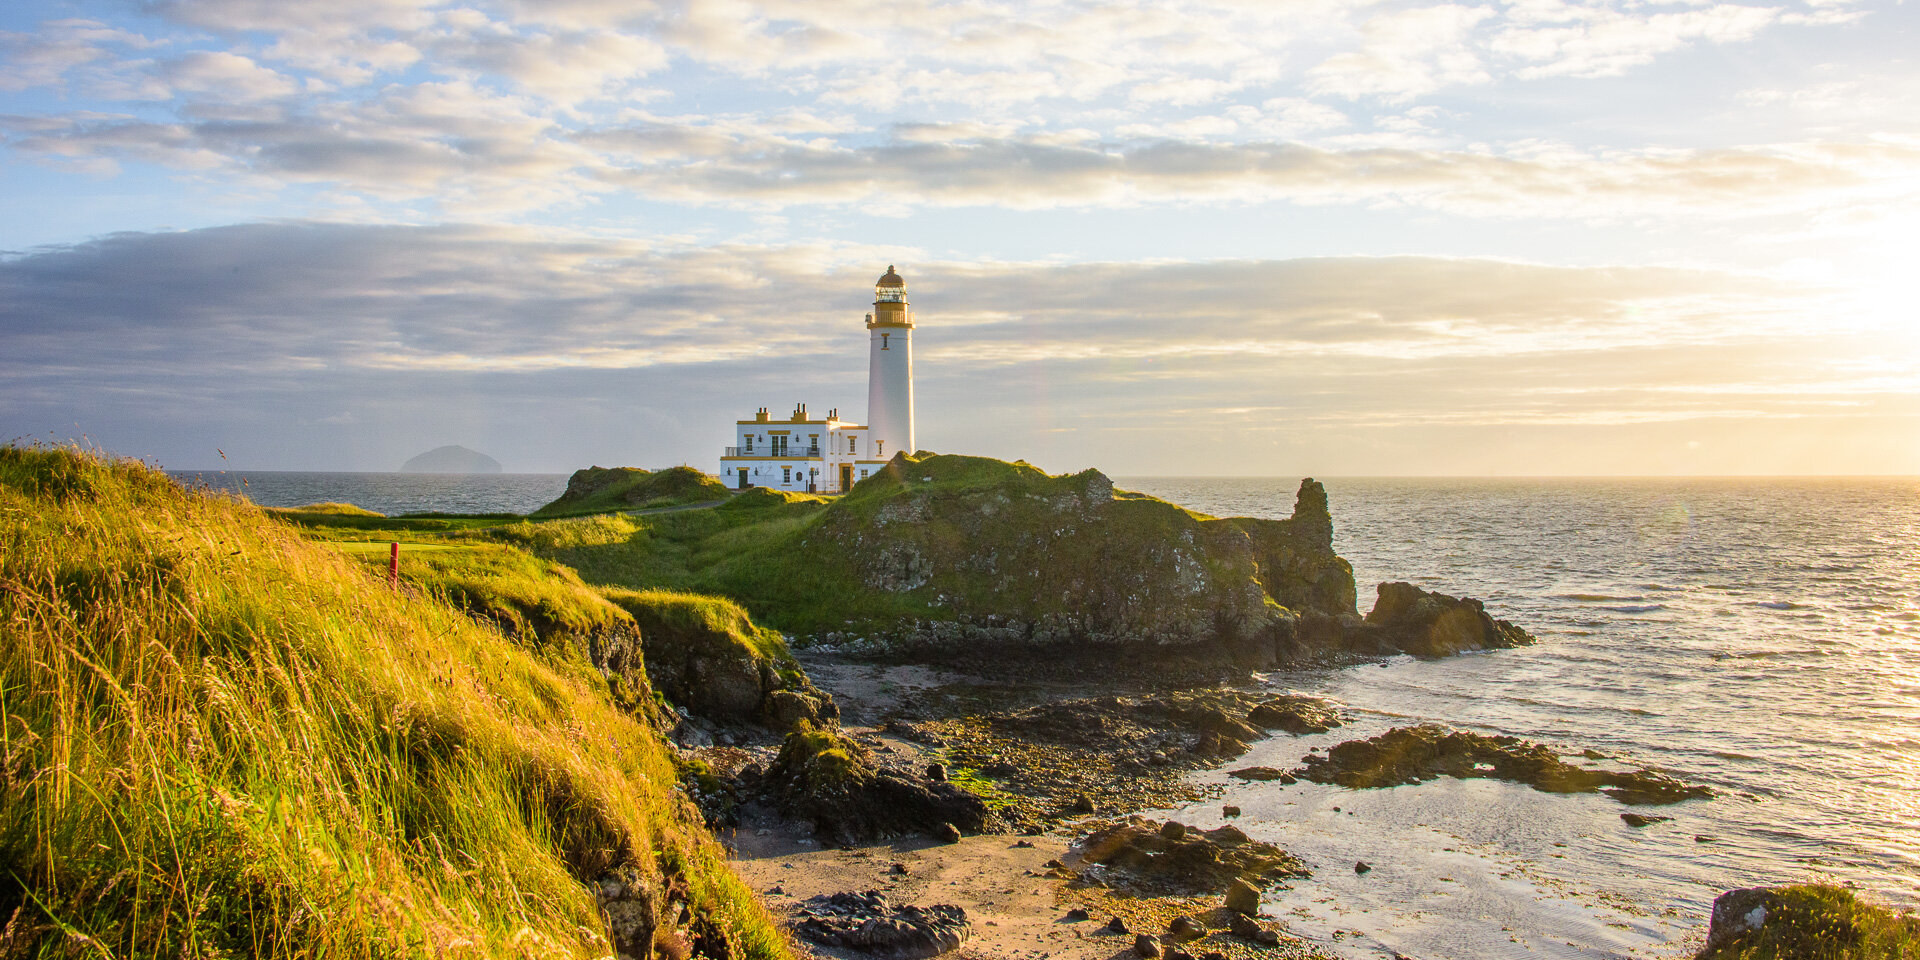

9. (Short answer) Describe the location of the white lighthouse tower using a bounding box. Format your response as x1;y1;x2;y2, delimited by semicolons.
865;265;915;461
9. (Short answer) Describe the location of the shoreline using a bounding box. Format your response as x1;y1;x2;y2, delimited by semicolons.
703;650;1735;960
706;652;1356;960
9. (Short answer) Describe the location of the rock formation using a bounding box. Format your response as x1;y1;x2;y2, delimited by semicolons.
1296;724;1713;805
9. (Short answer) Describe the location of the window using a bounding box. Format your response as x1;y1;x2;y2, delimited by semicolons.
782;466;791;483
881;333;890;350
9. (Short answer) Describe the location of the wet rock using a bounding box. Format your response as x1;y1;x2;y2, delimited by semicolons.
1225;877;1263;916
1228;766;1291;782
1621;813;1671;828
1296;725;1713;805
1074;816;1307;895
1134;934;1161;958
1363;582;1536;657
1199;709;1266;744
1246;695;1344;735
796;891;971;959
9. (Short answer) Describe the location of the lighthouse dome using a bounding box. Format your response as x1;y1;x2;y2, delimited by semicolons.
875;265;907;303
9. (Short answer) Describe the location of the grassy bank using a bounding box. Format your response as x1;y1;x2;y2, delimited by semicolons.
0;447;788;959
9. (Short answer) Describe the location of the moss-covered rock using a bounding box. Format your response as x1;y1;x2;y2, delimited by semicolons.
764;723;989;845
535;465;730;517
600;587;834;728
1701;885;1920;959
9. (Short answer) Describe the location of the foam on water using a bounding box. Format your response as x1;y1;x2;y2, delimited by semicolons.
1120;476;1920;959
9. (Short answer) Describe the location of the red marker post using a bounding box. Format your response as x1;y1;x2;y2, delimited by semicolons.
388;542;399;589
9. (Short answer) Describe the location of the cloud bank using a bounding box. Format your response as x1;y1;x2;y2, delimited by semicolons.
5;223;1909;475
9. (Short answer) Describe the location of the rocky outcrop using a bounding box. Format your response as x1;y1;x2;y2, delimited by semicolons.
1297;725;1713;805
1246;694;1344;734
1363;582;1536;657
764;725;990;846
1700;885;1920;958
601;588;834;729
785;455;1358;664
1068;817;1309;895
795;892;971;959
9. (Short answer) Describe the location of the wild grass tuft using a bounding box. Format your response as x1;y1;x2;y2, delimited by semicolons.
0;446;788;960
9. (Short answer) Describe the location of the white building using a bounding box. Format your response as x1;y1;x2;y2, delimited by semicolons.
719;266;917;494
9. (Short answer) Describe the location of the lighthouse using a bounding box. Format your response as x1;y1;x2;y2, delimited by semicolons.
716;265;918;493
866;265;915;460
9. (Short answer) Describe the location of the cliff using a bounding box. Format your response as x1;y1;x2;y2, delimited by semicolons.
765;454;1355;661
0;446;787;960
509;453;1533;667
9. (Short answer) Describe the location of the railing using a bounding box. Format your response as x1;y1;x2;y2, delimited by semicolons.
723;446;826;458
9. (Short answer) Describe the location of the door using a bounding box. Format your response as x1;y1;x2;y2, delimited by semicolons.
840;464;853;493
737;468;749;490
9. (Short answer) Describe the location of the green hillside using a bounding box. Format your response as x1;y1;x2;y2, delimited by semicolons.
0;446;787;959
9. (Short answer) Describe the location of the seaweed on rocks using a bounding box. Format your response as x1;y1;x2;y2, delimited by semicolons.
1067;817;1310;897
794;891;971;959
1296;724;1713;805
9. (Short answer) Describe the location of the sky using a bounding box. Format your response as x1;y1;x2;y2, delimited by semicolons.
1;0;1916;476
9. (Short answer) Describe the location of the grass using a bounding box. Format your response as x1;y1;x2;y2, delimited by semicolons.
488;452;1266;639
532;467;731;519
1699;885;1920;960
0;446;789;960
267;505;520;536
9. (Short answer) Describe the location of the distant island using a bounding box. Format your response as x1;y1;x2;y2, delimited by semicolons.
401;444;502;473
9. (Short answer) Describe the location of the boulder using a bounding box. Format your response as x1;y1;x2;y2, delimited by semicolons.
1225;878;1262;916
1246;695;1344;735
1363;582;1536;657
795;891;971;959
1071;817;1309;895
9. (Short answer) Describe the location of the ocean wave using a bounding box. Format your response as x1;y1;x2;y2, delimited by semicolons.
1754;600;1803;610
1602;603;1667;613
1553;593;1646;602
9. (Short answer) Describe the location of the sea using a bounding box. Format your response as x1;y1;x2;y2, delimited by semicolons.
169;470;1920;959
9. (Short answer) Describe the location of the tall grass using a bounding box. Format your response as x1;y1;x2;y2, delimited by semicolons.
0;447;787;959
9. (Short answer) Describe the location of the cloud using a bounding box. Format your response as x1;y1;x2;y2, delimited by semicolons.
1309;4;1494;101
1491;4;1779;79
3;222;1908;473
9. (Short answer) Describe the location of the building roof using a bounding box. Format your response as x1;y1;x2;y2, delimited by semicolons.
876;265;904;288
